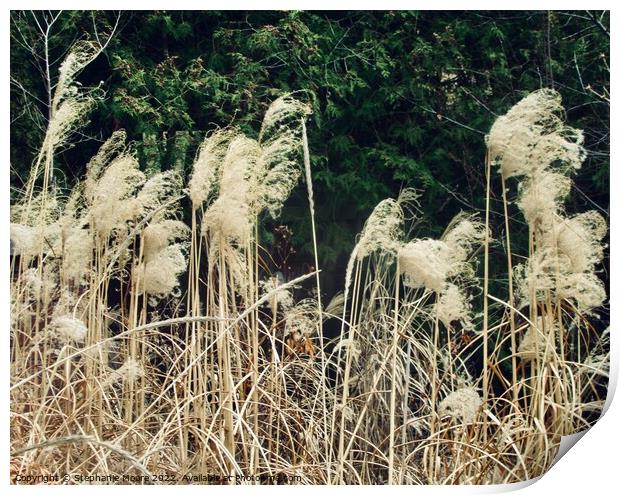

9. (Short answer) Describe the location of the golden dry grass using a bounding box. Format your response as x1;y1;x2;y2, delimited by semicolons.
9;48;609;485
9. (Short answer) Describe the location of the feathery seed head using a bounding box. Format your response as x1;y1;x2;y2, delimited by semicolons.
47;41;99;150
10;222;61;262
514;246;606;311
188;129;235;208
442;213;485;264
260;276;294;315
556;271;606;311
486;89;585;178
135;170;184;221
142;220;189;264
47;96;95;150
54;41;99;108
256;95;311;218
436;283;473;328
51;315;88;345
284;299;319;339
19;268;57;304
259;94;311;144
258;130;303;218
438;387;482;424
398;239;452;292
85;131;127;200
203;135;262;244
135;244;187;301
10;224;43;260
517;316;554;362
106;357;144;386
12;191;61;227
517;171;572;228
89;153;145;238
548;211;606;273
357;198;404;259
61;227;93;286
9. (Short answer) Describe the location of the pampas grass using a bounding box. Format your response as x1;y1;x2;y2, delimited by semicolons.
10;76;609;486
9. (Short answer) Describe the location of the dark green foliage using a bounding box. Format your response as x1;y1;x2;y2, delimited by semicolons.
10;10;609;299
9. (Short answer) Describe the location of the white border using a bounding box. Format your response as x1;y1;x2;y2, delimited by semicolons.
3;5;616;494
